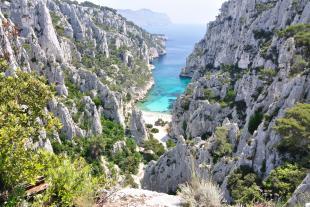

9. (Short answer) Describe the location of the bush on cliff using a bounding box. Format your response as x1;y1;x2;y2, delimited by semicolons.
178;176;224;207
263;164;307;202
227;166;264;204
274;103;310;167
0;71;98;206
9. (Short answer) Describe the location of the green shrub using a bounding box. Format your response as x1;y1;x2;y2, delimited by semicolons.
166;139;176;149
145;124;153;129
66;79;84;100
223;88;236;104
92;96;103;107
123;174;138;188
259;68;277;78
263;164;307;202
34;152;98;206
211;127;233;163
112;139;142;174
0;71;99;206
151;128;159;134
253;29;273;40
227;166;264;204
142;137;165;161
277;24;310;47
274;103;310;167
50;11;65;36
0;58;9;73
255;2;276;13
182;97;191;111
155;118;166;127
248;110;264;134
259;40;272;58
291;55;308;76
204;88;215;100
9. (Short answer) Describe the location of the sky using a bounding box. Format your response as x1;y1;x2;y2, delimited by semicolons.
78;0;226;24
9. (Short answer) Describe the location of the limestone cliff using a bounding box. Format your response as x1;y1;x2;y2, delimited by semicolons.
142;0;309;204
0;0;165;140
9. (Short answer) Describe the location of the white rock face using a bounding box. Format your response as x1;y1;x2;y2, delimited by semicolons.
130;108;148;145
0;0;166;140
286;174;310;207
143;0;310;203
101;188;182;207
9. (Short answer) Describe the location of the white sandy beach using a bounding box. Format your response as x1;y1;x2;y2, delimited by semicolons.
141;111;172;144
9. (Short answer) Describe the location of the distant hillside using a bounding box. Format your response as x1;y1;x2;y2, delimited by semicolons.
118;9;172;29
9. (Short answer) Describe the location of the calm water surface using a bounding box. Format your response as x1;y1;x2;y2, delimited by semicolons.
137;24;206;113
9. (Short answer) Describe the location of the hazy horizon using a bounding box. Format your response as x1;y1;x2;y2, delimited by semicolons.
77;0;226;24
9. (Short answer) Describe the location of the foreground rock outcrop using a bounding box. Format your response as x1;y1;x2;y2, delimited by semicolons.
97;188;182;207
143;0;310;204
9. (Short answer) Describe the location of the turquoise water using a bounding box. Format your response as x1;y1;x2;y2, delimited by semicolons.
137;24;206;113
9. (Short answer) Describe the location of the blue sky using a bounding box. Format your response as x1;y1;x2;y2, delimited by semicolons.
78;0;226;24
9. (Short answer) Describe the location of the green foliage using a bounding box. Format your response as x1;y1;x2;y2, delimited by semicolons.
50;11;65;36
0;71;61;188
227;166;264;204
145;124;153;129
33;152;98;206
150;128;159;133
0;58;9;73
211;127;233;163
259;68;277;77
182;97;191;111
204;88;215;100
66;79;84;100
53;118;142;175
112;138;142;174
142;137;165;161
274;103;310;167
278;24;310;48
92;96;103;107
155;118;167;127
248;110;264;134
291;55;308;76
253;29;274;40
259;68;277;82
166;139;176;149
263;164;307;202
223;88;236;105
123;174;138;188
259;40;272;58
255;2;276;13
0;71;99;206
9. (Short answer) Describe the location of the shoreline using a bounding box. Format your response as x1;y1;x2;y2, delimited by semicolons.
141;110;172;144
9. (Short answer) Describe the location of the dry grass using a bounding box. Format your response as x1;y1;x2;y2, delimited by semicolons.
178;176;225;207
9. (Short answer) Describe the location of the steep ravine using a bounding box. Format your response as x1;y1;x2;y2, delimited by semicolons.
0;0;165;141
142;0;310;205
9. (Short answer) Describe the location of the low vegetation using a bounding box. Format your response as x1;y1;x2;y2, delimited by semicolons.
211;127;233;163
274;103;310;167
227;166;264;205
166;139;176;149
277;24;310;47
53;118;142;175
0;71;99;206
263;164;307;202
228;163;307;205
142;137;165;162
248;109;264;134
178;176;224;207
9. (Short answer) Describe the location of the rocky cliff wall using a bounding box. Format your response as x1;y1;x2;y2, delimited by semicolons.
0;0;165;140
142;0;309;203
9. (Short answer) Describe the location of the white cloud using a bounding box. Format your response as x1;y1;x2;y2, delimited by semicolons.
78;0;226;24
